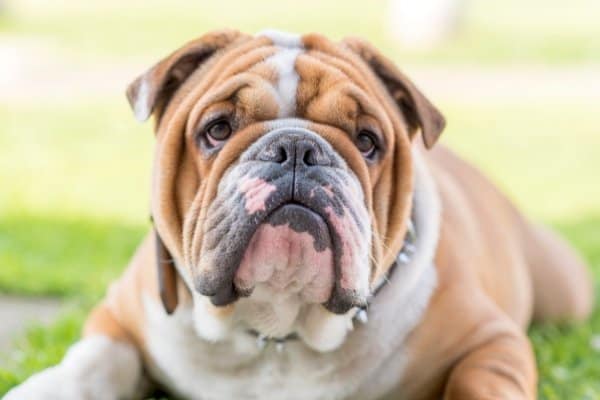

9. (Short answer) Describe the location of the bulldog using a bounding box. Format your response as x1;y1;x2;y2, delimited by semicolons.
6;29;593;400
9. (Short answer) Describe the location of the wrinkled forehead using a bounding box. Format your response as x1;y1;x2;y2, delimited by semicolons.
185;30;391;129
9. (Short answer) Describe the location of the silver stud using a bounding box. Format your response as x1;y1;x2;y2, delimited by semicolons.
356;309;368;324
276;341;285;353
256;335;267;350
398;251;411;265
403;242;417;255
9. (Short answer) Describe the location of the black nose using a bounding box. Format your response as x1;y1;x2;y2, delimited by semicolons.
256;131;332;168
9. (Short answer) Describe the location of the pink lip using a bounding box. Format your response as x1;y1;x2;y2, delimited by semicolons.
234;206;335;303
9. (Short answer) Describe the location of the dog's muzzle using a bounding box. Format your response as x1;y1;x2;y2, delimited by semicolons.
194;127;371;314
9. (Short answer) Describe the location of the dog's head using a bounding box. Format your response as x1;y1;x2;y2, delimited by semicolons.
127;30;444;351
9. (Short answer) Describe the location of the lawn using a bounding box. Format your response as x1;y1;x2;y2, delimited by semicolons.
0;1;599;398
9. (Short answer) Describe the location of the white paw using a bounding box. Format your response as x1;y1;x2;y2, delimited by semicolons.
4;365;103;400
4;336;141;400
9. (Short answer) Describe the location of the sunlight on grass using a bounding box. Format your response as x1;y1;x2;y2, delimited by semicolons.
0;102;152;223
442;100;600;221
2;0;600;64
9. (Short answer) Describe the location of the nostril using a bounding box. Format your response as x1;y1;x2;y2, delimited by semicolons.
276;146;288;164
256;134;332;166
303;149;315;166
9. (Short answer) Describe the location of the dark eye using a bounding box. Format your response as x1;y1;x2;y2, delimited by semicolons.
205;119;232;145
356;130;378;158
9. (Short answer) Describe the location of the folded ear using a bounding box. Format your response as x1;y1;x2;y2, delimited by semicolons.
126;29;243;122
343;37;446;148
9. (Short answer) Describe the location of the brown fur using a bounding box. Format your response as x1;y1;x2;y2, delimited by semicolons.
83;30;593;399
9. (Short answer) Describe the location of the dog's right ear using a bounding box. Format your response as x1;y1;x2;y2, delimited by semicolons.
126;30;243;122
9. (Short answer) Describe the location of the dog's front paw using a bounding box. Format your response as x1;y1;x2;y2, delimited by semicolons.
4;365;108;400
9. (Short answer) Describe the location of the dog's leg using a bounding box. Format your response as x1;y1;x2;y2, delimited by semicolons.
523;224;594;323
443;327;537;400
4;305;143;400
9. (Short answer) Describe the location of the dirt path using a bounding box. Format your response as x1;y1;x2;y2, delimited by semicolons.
0;295;63;353
411;65;600;103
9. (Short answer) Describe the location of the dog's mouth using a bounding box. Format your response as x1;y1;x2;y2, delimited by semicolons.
233;202;335;303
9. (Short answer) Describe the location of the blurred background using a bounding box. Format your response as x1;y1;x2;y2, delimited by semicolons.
0;0;598;398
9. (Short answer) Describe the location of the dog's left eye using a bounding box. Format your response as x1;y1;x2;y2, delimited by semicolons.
205;119;232;146
355;130;378;158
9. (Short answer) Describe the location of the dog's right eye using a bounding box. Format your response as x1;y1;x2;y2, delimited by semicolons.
205;119;232;146
355;130;378;159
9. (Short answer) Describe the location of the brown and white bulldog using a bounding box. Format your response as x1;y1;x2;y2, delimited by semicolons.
6;29;594;400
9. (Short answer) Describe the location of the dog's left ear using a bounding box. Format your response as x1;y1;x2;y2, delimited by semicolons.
126;29;243;122
343;38;446;148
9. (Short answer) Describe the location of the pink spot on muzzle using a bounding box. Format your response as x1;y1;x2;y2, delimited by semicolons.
322;184;335;199
239;177;277;214
309;184;335;199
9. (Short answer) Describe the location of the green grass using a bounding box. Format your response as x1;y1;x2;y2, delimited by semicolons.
0;214;146;299
0;102;152;222
0;222;598;399
441;101;600;221
530;216;600;399
0;0;599;397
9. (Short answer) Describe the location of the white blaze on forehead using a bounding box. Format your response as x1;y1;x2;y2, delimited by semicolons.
264;47;302;118
264;117;309;130
257;30;303;118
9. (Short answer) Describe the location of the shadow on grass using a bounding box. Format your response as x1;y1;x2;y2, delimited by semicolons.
0;213;148;301
530;213;600;400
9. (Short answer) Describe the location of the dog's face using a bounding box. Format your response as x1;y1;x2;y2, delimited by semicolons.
198;123;370;313
127;30;444;349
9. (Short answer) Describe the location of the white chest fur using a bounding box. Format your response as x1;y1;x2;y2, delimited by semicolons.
144;297;362;400
143;150;440;400
143;261;436;400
